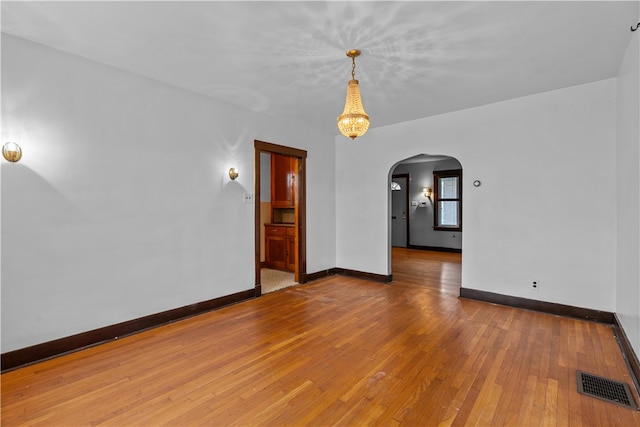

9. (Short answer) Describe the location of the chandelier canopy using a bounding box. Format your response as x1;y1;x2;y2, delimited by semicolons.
337;49;370;140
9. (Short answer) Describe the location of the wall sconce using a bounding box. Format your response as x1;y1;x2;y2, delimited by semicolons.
423;187;433;199
2;142;22;162
228;167;239;180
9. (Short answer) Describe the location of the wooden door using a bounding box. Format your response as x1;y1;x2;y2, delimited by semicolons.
391;174;409;247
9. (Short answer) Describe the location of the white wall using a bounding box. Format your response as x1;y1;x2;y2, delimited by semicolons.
336;78;617;311
0;34;336;352
616;28;640;355
392;158;463;249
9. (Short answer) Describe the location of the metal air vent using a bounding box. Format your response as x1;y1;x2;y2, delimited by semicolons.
576;370;638;410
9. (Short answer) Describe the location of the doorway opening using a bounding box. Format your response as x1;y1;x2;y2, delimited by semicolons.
391;173;410;248
388;154;463;293
254;140;307;295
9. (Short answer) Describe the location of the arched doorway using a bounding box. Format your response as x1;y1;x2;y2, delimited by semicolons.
388;154;463;294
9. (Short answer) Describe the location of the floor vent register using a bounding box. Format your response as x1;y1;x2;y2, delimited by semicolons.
576;370;638;410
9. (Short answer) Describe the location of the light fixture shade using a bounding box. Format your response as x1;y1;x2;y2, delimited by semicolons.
229;167;239;180
2;142;22;162
337;79;370;139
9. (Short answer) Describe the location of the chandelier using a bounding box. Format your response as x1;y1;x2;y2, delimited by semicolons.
337;49;370;140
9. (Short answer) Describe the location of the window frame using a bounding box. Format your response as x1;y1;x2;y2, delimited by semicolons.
433;169;462;232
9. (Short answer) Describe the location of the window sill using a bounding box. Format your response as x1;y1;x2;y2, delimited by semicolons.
433;226;462;232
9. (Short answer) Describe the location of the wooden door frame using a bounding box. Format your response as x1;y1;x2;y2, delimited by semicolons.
254;140;307;296
391;173;410;247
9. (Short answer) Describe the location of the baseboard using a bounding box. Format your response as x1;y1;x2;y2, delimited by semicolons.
304;268;338;282
305;267;392;284
612;314;640;395
1;288;256;373
459;288;615;323
406;244;462;253
334;268;393;284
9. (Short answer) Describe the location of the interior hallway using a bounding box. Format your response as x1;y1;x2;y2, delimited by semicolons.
1;249;638;425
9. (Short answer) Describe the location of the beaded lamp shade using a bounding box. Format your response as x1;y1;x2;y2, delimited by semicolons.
337;50;370;140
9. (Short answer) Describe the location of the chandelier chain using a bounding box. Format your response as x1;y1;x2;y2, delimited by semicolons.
351;57;356;80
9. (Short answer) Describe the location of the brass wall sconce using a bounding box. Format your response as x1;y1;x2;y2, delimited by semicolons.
2;142;22;162
228;167;239;180
424;187;433;199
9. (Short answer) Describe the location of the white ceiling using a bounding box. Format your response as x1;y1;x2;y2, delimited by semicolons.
1;1;637;136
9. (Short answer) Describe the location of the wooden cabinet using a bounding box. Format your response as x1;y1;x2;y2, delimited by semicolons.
264;225;295;272
271;154;296;208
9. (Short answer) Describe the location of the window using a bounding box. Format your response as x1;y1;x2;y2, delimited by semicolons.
433;169;462;231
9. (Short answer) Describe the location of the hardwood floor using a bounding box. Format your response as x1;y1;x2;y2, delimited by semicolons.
2;248;639;426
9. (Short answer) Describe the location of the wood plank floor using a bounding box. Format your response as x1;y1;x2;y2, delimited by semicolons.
2;248;639;426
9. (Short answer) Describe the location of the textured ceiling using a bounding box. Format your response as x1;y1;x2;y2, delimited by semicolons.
1;1;637;136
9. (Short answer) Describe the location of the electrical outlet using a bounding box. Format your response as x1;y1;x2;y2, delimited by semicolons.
243;193;254;204
532;280;540;290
